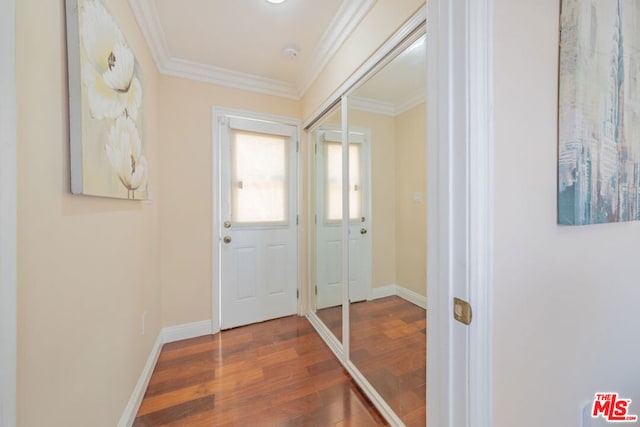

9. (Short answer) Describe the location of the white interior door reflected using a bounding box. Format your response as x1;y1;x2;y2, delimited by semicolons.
316;129;371;309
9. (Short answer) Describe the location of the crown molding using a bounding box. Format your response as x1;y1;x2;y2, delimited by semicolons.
296;0;377;97
395;89;426;115
128;0;172;72
129;0;376;100
163;58;299;100
350;96;396;116
351;89;426;117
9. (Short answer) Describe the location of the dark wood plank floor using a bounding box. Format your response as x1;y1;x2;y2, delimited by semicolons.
134;316;388;426
316;296;426;427
316;305;342;342
350;296;426;427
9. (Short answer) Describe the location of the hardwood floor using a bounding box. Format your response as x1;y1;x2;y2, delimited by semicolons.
316;296;426;427
350;297;426;427
134;316;388;426
315;305;342;341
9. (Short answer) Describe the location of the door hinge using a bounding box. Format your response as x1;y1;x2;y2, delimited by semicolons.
296;289;299;299
314;143;317;155
453;297;473;325
314;214;317;225
296;215;299;225
296;140;299;153
315;285;318;295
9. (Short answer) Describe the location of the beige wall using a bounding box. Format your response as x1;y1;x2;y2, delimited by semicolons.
395;103;426;296
16;0;162;426
494;0;640;425
347;105;426;296
158;75;300;327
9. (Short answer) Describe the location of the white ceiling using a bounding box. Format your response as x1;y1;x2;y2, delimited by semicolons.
128;0;377;99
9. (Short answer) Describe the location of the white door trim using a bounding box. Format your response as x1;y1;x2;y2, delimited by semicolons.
468;0;494;425
211;107;302;333
426;0;493;426
0;0;17;425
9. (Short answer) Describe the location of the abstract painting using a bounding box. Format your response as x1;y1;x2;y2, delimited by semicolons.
65;0;148;200
558;0;640;225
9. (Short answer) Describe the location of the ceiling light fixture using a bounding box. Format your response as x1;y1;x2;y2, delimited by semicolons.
282;44;300;59
265;0;287;4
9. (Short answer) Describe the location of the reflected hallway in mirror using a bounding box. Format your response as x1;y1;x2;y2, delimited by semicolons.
348;33;427;427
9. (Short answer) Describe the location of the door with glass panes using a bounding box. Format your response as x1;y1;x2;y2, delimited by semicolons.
315;129;370;309
219;115;298;329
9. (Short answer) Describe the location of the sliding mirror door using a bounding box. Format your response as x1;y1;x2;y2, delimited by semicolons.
305;12;427;425
310;104;344;343
348;34;427;427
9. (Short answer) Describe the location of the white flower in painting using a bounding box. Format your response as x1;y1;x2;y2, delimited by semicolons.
101;42;135;92
80;0;140;119
82;63;125;120
122;76;142;120
83;66;142;120
106;116;148;196
81;1;134;90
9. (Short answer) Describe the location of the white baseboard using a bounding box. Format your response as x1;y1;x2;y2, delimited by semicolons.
119;320;214;426
369;284;397;300
396;285;427;309
369;284;427;309
117;334;163;427
162;320;213;343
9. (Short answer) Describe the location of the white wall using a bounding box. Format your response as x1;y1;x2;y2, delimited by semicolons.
494;0;640;426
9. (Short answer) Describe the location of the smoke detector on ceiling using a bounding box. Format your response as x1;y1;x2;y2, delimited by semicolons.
282;44;300;59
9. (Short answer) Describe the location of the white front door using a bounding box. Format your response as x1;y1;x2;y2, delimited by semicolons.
315;129;371;309
218;114;298;330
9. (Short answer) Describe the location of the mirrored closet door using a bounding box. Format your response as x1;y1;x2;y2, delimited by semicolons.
310;103;344;344
348;34;427;427
307;15;427;427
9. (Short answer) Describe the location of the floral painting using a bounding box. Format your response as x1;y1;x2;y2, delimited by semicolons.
558;0;640;224
66;0;148;200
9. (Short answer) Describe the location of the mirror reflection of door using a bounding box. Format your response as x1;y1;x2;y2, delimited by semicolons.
348;34;427;427
315;124;373;342
315;131;345;310
310;106;344;342
316;129;371;307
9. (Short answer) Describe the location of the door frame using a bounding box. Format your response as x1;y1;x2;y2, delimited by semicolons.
211;107;302;333
426;0;494;426
0;0;17;425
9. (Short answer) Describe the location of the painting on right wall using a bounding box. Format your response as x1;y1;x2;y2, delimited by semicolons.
558;0;640;225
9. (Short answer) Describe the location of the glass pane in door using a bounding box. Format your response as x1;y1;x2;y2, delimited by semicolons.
230;130;288;224
324;142;362;221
